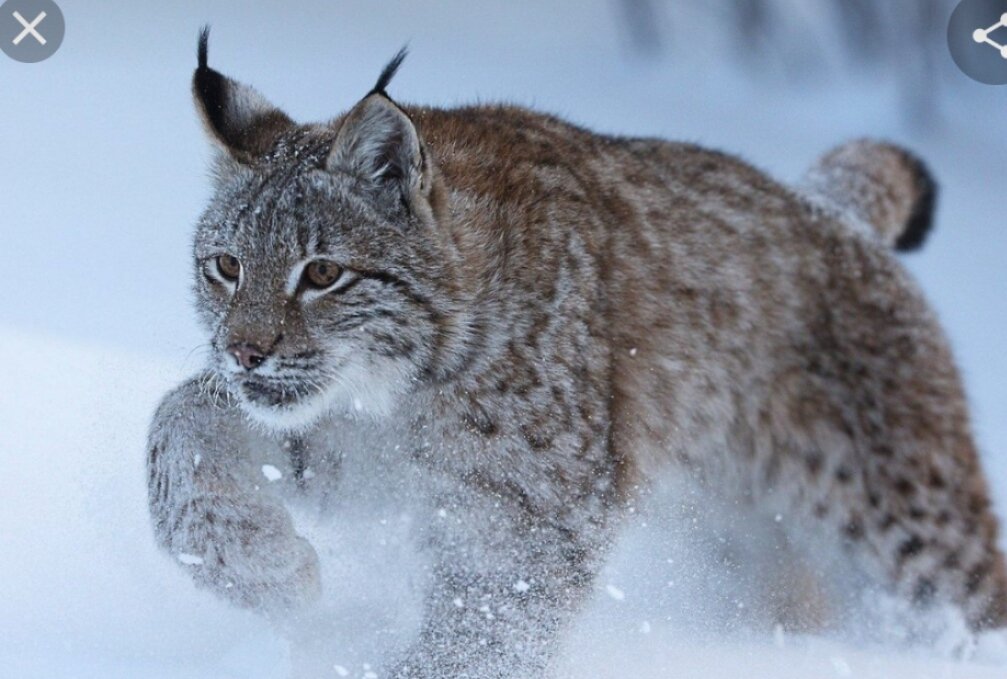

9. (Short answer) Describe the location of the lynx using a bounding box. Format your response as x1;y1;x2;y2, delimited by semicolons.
147;31;1007;677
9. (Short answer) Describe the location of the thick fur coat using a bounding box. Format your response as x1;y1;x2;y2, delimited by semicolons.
147;34;1006;678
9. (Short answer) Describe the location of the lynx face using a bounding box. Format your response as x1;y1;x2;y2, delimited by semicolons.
190;64;462;431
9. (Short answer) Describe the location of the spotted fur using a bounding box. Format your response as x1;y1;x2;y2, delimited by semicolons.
146;35;1007;678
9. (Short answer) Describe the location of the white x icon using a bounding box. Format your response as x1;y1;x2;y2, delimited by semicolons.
12;10;46;46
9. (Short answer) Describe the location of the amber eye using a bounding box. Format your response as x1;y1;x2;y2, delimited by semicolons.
303;259;342;289
216;255;241;282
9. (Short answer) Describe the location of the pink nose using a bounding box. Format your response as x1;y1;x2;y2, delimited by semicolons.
228;342;267;371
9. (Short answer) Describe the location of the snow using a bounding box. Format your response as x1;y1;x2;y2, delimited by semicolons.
1;1;1006;678
830;656;854;677
605;584;627;602
262;464;283;482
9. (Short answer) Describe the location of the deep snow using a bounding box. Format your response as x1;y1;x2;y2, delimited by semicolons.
1;1;1006;677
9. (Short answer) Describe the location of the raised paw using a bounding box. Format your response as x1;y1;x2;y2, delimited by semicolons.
172;497;323;613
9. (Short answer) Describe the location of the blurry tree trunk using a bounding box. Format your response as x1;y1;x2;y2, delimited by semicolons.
616;0;665;57
615;0;954;128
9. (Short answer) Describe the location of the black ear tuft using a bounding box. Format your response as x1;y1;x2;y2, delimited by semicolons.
193;28;231;151
198;25;210;70
370;47;408;97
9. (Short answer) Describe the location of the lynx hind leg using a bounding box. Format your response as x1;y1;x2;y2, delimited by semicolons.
147;374;321;613
661;484;834;633
757;531;834;632
761;305;1007;637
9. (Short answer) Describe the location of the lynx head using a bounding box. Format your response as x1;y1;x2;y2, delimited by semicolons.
190;30;467;432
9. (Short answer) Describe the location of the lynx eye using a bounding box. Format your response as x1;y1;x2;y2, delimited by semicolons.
215;255;241;282
303;259;342;290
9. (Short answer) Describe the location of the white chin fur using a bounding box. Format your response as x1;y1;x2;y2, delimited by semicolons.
234;358;409;434
238;389;339;433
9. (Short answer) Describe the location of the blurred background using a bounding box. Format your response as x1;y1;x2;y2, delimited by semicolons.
1;1;1004;677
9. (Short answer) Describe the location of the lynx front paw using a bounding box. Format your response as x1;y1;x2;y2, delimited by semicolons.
174;499;323;613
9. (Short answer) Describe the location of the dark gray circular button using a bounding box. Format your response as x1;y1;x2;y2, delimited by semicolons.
948;0;1007;85
0;0;63;63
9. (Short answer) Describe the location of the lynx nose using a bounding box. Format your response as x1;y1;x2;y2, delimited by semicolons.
228;342;268;371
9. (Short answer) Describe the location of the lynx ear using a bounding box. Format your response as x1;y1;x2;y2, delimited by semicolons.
192;28;293;162
325;95;429;202
325;50;431;205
